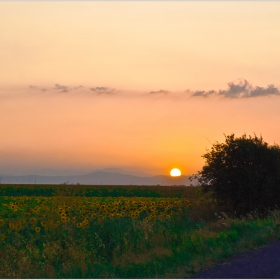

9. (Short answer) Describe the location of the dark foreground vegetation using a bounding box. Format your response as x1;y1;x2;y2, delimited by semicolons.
1;134;280;278
0;184;280;278
0;184;195;198
192;133;280;218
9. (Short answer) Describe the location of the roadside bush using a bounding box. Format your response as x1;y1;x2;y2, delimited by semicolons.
192;134;280;217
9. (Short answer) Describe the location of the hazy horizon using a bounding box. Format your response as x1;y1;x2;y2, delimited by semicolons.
1;2;280;177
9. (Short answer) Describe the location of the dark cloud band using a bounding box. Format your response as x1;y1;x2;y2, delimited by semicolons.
90;87;115;94
192;79;280;98
149;90;170;95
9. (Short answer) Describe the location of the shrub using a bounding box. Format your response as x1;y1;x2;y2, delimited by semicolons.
192;134;280;217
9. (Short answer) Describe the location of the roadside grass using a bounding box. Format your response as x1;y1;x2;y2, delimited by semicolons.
0;185;280;278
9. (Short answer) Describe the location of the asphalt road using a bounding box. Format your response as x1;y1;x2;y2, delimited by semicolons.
186;239;280;279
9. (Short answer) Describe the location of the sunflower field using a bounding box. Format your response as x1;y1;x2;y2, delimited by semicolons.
0;185;210;278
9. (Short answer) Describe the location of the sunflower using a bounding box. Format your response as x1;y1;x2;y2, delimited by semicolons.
0;219;5;226
15;223;22;231
9;222;15;229
35;227;41;233
133;213;139;219
0;234;6;240
30;217;37;225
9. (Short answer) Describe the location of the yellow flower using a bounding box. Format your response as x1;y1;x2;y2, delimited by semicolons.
0;234;6;240
9;222;15;229
35;227;41;233
15;223;22;231
0;219;5;226
30;217;37;225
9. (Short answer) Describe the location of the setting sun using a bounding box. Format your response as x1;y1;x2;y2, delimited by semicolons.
170;168;181;177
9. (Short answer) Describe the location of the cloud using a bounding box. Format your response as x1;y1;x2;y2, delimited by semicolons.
149;90;170;95
54;84;69;92
90;87;115;94
218;79;251;98
249;84;279;98
192;90;215;98
219;79;280;98
191;79;280;98
29;85;47;92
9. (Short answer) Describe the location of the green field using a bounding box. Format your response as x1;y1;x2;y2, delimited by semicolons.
0;184;280;278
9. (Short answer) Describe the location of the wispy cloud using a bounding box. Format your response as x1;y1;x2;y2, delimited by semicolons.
29;85;47;93
192;79;280;98
6;80;280;101
192;90;215;98
90;87;115;94
54;84;69;92
149;90;170;95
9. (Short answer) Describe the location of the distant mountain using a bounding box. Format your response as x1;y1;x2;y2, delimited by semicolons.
95;168;153;177
0;171;197;186
11;168;154;177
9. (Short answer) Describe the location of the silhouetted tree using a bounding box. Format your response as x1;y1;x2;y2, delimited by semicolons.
193;134;280;217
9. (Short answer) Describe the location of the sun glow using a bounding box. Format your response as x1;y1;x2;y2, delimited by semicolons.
170;168;181;177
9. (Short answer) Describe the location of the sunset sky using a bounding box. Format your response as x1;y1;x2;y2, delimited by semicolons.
1;1;280;176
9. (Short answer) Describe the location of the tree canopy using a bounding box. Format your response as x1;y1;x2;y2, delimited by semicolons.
193;134;280;217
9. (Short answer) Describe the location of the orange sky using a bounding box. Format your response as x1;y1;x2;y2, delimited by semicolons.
1;2;280;176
